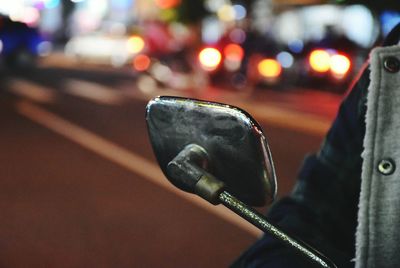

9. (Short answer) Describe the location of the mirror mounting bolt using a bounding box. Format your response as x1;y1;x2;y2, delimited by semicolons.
167;144;225;205
195;174;225;205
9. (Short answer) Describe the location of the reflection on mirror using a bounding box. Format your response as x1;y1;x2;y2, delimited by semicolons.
146;96;277;206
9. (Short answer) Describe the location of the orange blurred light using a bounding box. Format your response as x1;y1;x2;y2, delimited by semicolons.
133;55;151;71
198;47;222;71
223;43;244;62
330;54;351;76
309;49;331;73
127;35;145;54
155;0;181;9
258;59;282;78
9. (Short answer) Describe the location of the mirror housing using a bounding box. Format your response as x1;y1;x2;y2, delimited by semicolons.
146;96;277;206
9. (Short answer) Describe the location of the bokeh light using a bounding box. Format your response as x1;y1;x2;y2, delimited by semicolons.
288;39;304;54
233;4;246;20
223;44;244;62
204;0;225;12
330;54;351;76
44;0;60;9
10;7;40;26
198;47;222;71
309;49;331;73
127;36;145;54
277;51;294;68
133;54;151;72
154;0;181;9
258;59;282;78
229;28;246;44
37;41;53;56
217;4;235;22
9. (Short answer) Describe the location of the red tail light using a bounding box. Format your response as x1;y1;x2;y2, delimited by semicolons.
133;54;151;71
309;49;351;78
223;43;244;62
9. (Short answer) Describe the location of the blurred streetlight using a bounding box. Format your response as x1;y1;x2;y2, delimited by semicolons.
198;47;222;71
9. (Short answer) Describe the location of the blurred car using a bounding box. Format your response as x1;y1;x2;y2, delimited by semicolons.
271;4;376;92
297;46;354;89
288;27;365;92
197;43;246;88
133;45;209;92
130;21;210;91
65;32;145;67
0;15;48;69
197;30;287;90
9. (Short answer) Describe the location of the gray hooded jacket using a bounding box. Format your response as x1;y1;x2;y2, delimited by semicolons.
356;45;400;267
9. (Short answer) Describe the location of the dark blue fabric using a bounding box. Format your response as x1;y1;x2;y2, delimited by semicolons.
231;67;368;267
230;27;398;267
232;23;400;268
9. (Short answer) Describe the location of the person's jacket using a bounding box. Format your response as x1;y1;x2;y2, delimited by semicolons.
232;23;400;268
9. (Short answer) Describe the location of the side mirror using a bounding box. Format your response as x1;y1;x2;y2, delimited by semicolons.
145;96;337;268
146;96;277;206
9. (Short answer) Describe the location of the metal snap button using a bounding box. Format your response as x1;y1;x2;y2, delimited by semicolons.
384;57;400;73
378;159;396;175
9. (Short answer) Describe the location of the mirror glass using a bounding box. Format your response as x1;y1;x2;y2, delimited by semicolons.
146;96;277;206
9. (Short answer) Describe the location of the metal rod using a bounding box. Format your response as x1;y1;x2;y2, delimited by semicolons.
219;191;337;268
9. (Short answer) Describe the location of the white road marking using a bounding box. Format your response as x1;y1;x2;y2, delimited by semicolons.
64;79;125;105
245;104;331;136
16;100;262;238
39;52;135;76
8;77;331;136
8;79;56;104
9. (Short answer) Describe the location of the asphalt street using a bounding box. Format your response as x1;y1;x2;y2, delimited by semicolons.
0;56;342;267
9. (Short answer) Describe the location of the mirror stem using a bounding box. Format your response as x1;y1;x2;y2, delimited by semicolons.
219;191;337;268
167;144;336;267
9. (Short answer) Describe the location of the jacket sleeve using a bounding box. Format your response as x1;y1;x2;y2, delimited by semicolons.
231;64;370;268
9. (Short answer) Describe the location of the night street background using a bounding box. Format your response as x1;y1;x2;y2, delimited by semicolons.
0;54;340;267
1;0;396;266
